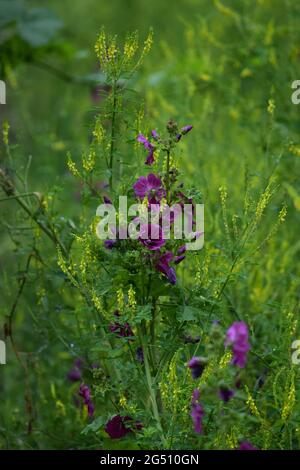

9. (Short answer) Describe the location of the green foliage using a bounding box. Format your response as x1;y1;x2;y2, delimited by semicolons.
1;0;300;451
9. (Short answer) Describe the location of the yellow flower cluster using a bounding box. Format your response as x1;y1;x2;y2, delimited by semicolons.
2;121;9;146
67;152;80;177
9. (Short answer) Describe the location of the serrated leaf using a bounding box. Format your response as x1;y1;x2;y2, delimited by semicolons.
179;305;199;322
133;304;152;324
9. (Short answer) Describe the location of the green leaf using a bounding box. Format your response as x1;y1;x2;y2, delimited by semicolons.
17;8;62;46
179;305;200;322
0;0;24;28
133;304;152;324
81;416;106;435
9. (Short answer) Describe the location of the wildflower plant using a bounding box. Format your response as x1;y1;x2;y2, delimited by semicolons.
1;20;300;452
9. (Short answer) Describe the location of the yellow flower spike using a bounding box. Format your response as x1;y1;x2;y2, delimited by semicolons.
119;395;127;408
124;32;139;61
128;285;137;311
2;121;9;146
245;386;261;419
95;29;107;64
93;118;106;144
289;144;300;158
142;29;153;57
107;38;118;62
82;148;96;173
67;151;80;177
199;359;216;385
219;350;232;368
56;400;66;416
267;98;275;115
226;430;238;449
282;371;295;422
91;290;104;314
117;288;124;311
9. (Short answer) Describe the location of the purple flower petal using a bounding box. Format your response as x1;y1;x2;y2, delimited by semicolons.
238;441;259;450
218;387;235;403
181;125;193;134
174;255;185;265
188;356;207;379
225;321;250;368
139;224;165;251
191;388;204;434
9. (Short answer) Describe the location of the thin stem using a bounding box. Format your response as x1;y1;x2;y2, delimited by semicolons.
138;325;167;446
6;253;35;434
109;79;117;191
166;149;171;204
0;170;67;256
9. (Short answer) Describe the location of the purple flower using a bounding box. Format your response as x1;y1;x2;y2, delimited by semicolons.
103;195;112;204
79;384;91;403
109;311;134;338
151;130;159;140
181;125;193;135
188;356;207;379
133;174;165;203
174;254;185;264
104;239;117;249
139;223;165;251
175;125;193;142
218;386;235;403
238;441;259;450
178;245;186;255
137;134;155;165
79;383;94;417
67;357;83;382
105;415;133;439
74;358;84;368
155;251;176;284
225;321;250;368
67;367;82;382
191;389;204;434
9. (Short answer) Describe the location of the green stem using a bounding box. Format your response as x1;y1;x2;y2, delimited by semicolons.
109;79;117;191
139;325;167;446
166;149;171;204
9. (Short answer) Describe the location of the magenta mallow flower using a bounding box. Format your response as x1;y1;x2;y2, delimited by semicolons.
139;223;165;251
238;441;259;450
218;386;235;403
188;356;207;379
79;383;94;417
137;134;155;165
133;173;165;204
225;321;250;368
155;251;176;284
109;311;134;338
191;389;204;434
105;415;142;439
